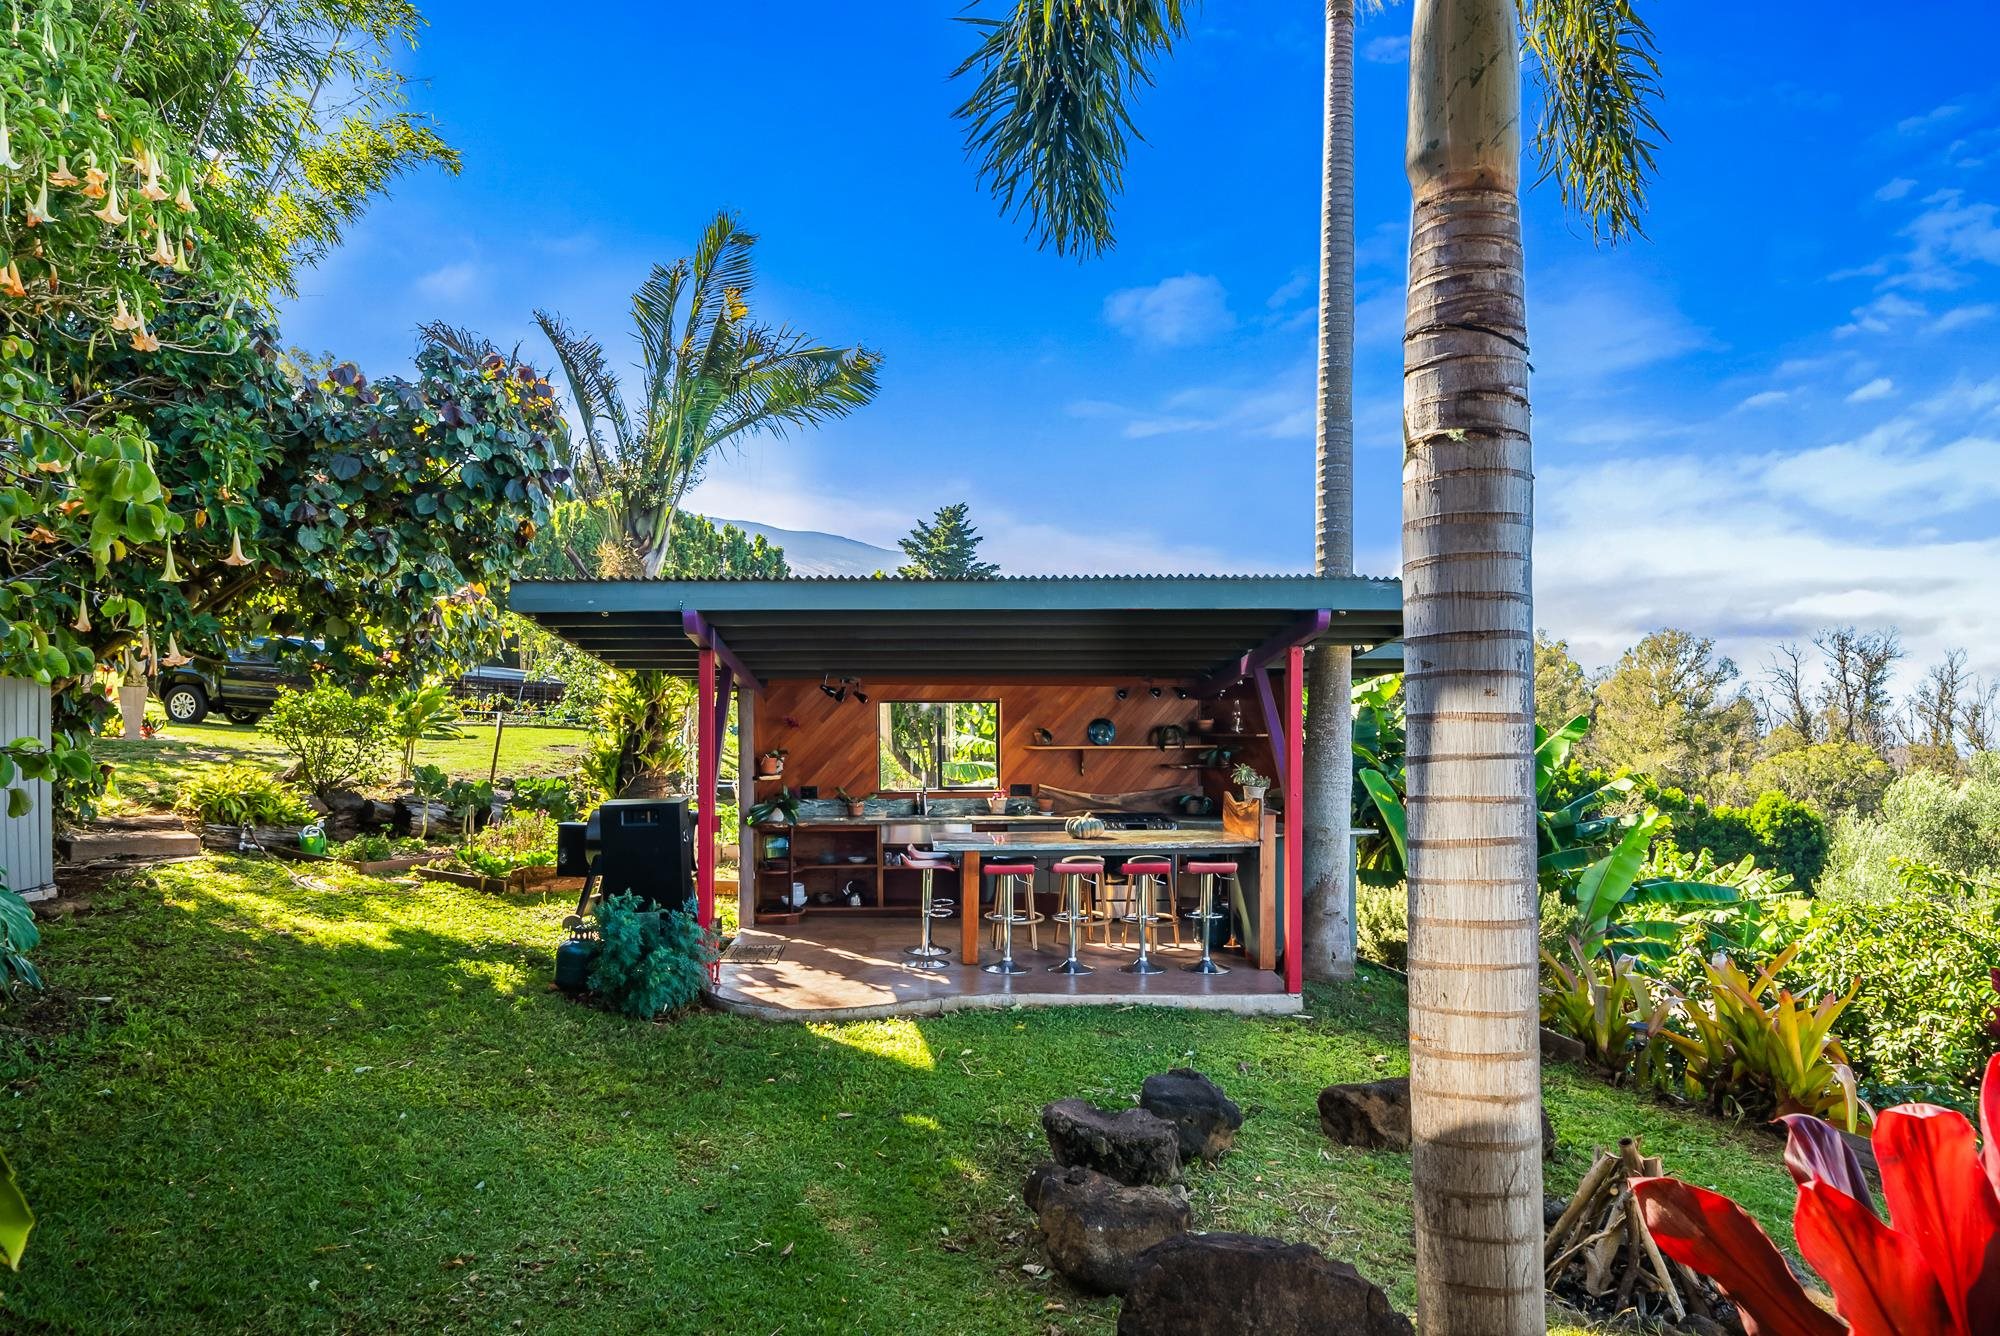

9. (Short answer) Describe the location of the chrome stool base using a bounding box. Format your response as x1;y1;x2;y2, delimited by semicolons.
983;958;1031;975
1048;957;1093;975
904;943;950;959
1183;957;1226;975
908;955;951;972
1121;957;1166;976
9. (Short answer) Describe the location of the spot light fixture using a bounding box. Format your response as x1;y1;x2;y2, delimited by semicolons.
820;674;867;704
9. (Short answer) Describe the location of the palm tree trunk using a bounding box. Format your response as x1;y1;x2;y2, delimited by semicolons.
1402;0;1542;1331
1302;0;1358;981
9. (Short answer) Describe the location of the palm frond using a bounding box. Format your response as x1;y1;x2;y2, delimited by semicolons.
532;308;626;497
1517;0;1665;244
707;341;883;448
416;320;497;361
950;0;1189;257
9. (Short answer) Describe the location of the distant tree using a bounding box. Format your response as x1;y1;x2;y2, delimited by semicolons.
897;504;999;579
1740;741;1895;818
1762;642;1819;748
1592;630;1759;791
534;211;880;578
1901;649;1993;772
1534;632;1595;735
1814;626;1902;752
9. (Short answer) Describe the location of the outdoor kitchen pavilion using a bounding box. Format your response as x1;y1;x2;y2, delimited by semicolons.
512;574;1401;1018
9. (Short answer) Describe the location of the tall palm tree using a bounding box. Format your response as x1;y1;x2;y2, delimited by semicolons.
952;2;1661;1328
535;210;881;578
1301;0;1359;983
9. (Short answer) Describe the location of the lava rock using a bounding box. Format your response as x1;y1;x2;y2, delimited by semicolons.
1317;1077;1556;1160
1042;1099;1181;1187
1139;1068;1244;1164
1541;1026;1587;1065
1118;1232;1413;1335
1023;1162;1190;1295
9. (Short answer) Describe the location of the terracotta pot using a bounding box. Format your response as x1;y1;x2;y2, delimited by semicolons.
757;756;783;777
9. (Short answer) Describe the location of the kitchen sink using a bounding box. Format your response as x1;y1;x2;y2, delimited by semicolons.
880;821;973;847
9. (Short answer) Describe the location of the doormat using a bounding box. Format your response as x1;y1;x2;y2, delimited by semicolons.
723;943;784;964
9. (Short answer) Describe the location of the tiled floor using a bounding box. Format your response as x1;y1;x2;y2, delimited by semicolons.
710;913;1298;1021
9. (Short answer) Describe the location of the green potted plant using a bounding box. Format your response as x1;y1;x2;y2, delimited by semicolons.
835;786;868;818
1231;763;1270;803
756;748;787;778
746;787;800;827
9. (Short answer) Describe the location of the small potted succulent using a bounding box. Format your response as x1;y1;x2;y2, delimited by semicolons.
757;748;787;778
1232;762;1270;803
836;786;868;818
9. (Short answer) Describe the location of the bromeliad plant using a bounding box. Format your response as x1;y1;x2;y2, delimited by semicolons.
1633;1052;2000;1336
1540;941;1676;1085
1659;943;1868;1132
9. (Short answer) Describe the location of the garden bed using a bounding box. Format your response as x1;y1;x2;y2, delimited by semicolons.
414;863;575;896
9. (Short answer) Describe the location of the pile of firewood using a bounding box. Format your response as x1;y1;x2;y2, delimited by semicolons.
1544;1137;1742;1334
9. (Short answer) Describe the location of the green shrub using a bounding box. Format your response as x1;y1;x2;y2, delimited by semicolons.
176;765;316;827
1673;790;1829;890
263;685;391;799
1784;896;2000;1105
330;833;425;864
586;894;712;1019
1355;883;1407;971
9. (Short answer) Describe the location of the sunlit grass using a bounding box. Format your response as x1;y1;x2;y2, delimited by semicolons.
0;855;1798;1332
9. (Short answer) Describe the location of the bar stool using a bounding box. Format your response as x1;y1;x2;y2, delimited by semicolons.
902;845;955;971
1093;858;1184;950
1049;857;1105;975
1180;860;1238;975
981;860;1041;975
1118;857;1174;975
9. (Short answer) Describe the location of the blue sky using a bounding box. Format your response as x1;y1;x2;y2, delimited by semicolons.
280;2;2000;683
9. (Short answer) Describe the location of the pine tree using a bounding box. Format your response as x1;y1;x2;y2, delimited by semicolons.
897;503;998;578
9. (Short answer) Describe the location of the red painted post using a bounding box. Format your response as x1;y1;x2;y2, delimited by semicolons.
696;647;718;929
1284;646;1306;994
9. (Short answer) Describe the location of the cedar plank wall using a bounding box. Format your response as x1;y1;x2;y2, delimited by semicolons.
755;679;1279;803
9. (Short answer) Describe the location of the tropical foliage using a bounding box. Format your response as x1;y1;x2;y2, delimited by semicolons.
174;763;314;827
263;683;391;799
585;893;712;1020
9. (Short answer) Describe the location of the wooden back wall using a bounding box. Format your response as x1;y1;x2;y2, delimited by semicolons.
754;678;1277;802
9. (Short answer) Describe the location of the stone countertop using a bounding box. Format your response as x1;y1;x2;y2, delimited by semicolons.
926;829;1258;855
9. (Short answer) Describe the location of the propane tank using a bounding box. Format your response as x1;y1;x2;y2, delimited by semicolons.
554;930;598;994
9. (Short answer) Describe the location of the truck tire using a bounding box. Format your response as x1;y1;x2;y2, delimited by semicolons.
162;682;208;725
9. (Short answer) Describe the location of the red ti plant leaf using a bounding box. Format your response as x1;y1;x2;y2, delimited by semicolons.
1780;1112;1876;1213
1981;1052;2000;1202
1633;1176;1847;1336
1873;1098;2000;1333
1795;1178;1955;1336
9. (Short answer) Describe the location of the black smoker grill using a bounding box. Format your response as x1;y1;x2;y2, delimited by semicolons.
558;797;696;920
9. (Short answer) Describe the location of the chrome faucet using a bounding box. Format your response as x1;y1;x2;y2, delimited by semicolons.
915;781;929;816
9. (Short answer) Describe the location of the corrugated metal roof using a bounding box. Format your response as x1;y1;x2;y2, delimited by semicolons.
510;574;1402;681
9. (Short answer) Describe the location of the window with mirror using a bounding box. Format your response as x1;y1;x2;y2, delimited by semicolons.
878;700;1000;790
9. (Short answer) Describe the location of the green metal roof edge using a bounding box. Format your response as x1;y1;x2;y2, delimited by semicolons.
510;574;1402;617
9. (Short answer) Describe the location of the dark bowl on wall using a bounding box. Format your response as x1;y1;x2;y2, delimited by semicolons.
1086;717;1116;745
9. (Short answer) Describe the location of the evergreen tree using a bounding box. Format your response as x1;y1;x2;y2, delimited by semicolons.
897;504;999;578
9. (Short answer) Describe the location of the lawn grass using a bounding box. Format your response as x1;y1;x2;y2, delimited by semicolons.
0;857;1798;1333
93;719;588;812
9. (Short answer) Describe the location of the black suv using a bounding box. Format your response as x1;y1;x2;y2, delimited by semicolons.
156;638;318;726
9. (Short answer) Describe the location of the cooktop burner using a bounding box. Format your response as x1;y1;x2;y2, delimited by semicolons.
1102;814;1179;831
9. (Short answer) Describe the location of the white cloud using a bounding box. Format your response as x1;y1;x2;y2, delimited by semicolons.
1930;303;1996;334
1846;377;1895;403
1102;273;1235;347
1363;35;1408;64
1536;449;2000;680
415;261;482;301
1069;364;1314;443
1835;291;1926;336
1876;177;1918;202
1735;390;1789;411
1529;276;1708;385
1898;102;1964;135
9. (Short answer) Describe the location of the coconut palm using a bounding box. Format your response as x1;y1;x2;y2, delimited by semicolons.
533;210;881;578
952;2;1662;1328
